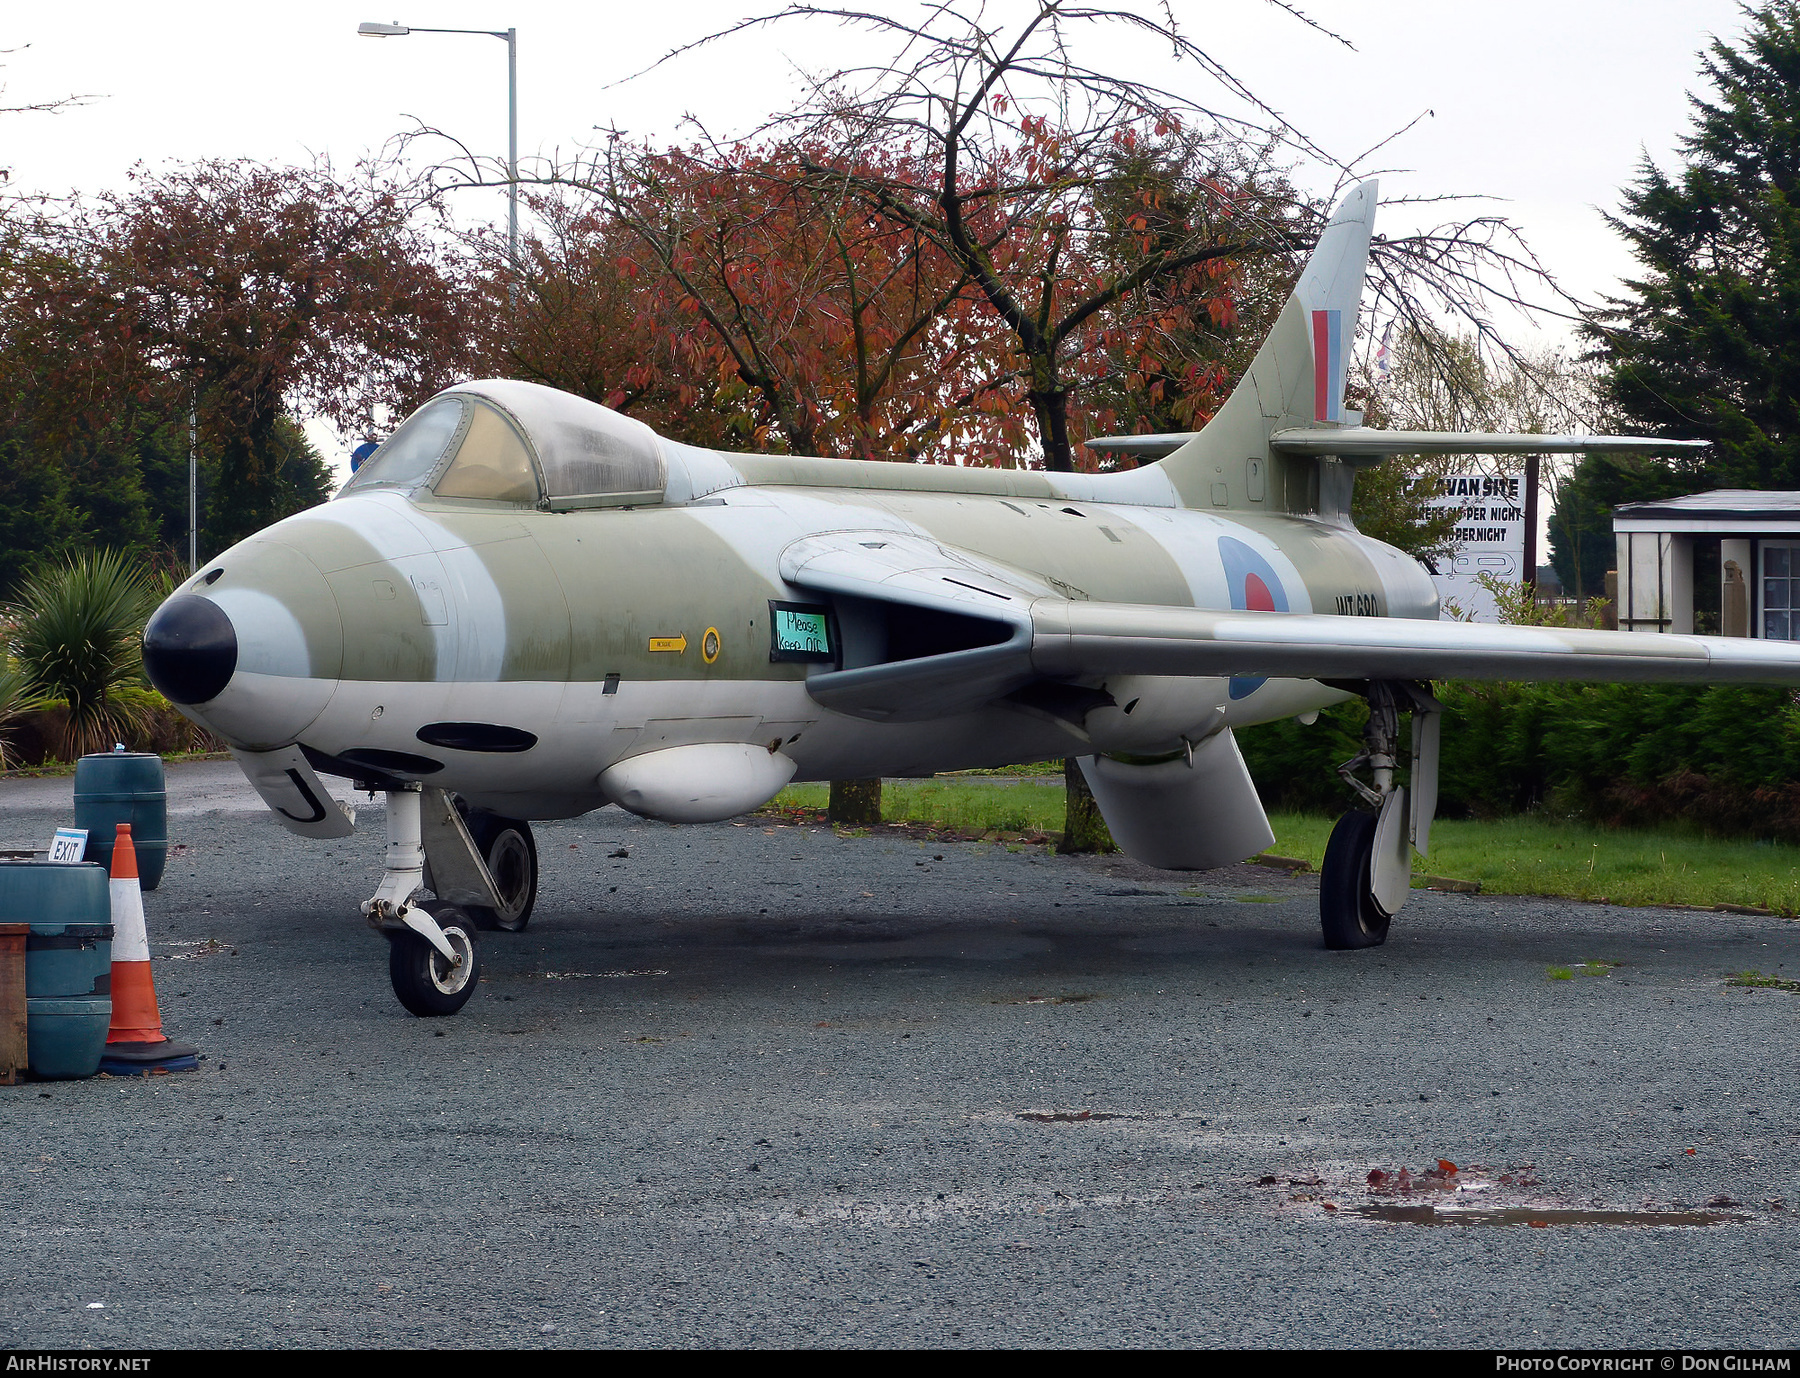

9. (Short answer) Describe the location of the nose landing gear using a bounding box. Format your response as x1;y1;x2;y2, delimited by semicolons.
363;784;536;1015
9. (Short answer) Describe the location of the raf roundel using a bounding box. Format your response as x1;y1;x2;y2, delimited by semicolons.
1218;536;1288;699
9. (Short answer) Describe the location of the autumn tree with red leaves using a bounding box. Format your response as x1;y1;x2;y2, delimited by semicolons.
461;191;740;444
479;138;1024;463
2;159;472;553
463;128;1285;469
605;139;1008;461
631;3;1317;472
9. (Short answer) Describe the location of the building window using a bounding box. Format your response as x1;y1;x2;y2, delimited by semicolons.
1765;543;1799;640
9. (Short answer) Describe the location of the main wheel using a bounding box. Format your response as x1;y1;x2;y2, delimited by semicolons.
1319;808;1391;950
463;813;537;932
388;904;482;1016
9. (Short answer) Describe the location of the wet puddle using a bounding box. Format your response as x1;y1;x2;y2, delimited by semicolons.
1354;1204;1746;1228
1017;1110;1132;1123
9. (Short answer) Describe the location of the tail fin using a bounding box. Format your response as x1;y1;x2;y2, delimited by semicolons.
1153;180;1378;514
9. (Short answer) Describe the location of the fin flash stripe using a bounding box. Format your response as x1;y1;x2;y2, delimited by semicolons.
1312;309;1344;423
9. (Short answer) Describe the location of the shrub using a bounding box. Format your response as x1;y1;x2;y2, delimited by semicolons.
10;550;161;759
0;661;46;767
1238;681;1800;840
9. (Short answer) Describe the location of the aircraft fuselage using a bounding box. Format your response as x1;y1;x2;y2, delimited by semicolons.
169;452;1435;821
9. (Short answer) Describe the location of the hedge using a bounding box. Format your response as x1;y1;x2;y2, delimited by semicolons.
1236;682;1800;841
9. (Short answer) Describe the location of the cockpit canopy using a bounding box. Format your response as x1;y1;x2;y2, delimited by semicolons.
338;379;666;510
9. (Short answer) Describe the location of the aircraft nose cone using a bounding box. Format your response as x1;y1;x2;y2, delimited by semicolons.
142;595;238;705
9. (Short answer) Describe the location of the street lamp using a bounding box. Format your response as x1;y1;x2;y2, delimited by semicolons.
359;19;518;271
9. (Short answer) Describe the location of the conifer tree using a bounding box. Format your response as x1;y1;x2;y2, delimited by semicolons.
1588;2;1800;488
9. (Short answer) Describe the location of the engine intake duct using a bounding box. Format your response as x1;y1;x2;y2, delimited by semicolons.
808;593;1031;722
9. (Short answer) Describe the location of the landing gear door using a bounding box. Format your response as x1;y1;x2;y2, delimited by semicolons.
1408;689;1442;858
418;787;505;912
1371;786;1412;918
231;746;356;839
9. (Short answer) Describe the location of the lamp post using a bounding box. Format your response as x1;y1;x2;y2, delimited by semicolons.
358;20;518;272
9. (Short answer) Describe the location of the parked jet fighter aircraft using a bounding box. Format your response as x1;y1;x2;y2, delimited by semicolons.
141;181;1800;1016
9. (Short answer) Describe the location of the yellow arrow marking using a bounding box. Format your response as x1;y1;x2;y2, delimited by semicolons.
648;634;687;653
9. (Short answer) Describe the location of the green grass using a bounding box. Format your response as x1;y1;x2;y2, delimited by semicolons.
1263;811;1800;915
943;760;1066;778
773;779;1065;835
771;776;1800;914
1726;970;1800;991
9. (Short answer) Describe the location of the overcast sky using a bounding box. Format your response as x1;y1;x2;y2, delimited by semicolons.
3;0;1753;471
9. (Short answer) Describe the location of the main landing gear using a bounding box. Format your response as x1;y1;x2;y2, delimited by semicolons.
362;784;539;1016
1319;681;1441;951
462;811;538;932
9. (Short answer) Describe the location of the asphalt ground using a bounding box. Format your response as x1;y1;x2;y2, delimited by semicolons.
2;761;1797;1349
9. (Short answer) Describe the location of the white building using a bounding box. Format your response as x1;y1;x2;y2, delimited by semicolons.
1613;490;1800;638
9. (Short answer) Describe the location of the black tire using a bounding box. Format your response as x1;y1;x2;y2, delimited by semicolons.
463;813;537;932
388;905;482;1016
1319;808;1391;950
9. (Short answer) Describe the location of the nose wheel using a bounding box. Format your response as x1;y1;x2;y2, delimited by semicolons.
363;785;498;1018
388;903;483;1016
362;788;543;1015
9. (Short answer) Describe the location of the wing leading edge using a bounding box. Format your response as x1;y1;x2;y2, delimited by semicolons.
1030;603;1800;686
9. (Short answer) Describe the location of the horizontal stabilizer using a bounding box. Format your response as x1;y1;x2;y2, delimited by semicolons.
1086;429;1710;462
1267;429;1711;458
1084;433;1197;461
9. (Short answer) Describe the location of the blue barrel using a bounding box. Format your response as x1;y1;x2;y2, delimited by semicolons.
0;861;111;995
27;997;113;1078
0;860;114;997
74;752;167;891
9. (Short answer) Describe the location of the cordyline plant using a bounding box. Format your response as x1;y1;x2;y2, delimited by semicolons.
9;550;160;760
0;659;45;770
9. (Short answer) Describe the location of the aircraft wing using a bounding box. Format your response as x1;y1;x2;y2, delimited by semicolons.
784;532;1800;724
1030;604;1800;685
1084;429;1709;462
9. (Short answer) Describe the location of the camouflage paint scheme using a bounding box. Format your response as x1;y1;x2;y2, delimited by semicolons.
182;424;1416;819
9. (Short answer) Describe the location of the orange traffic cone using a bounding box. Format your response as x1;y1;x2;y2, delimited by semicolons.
99;824;197;1075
